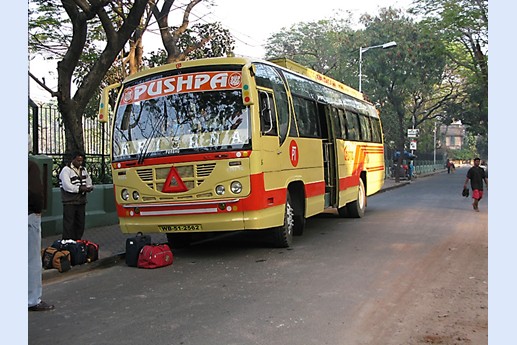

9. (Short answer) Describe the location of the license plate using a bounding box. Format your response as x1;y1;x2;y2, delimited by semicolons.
158;224;202;232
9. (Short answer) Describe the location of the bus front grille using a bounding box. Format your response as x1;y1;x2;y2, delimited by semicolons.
135;163;216;194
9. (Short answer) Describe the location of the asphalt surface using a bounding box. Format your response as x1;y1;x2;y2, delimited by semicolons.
41;173;434;281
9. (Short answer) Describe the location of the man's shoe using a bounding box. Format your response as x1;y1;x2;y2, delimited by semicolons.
29;301;55;311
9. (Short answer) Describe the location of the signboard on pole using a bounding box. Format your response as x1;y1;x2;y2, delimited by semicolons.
410;140;417;150
407;129;419;138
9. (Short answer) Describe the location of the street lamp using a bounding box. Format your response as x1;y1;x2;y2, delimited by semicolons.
358;41;397;92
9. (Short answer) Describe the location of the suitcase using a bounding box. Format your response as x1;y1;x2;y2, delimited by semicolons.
137;244;173;269
125;232;151;267
77;239;99;262
51;239;88;266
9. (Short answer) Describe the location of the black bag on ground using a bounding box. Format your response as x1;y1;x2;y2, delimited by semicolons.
77;239;100;263
51;239;88;266
125;232;152;267
41;247;72;273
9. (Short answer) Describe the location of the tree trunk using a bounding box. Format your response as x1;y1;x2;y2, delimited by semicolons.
55;0;148;154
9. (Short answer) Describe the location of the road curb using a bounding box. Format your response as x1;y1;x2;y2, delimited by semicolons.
377;181;411;194
43;252;125;283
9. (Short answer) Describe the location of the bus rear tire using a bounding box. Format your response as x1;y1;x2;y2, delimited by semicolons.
270;192;294;248
347;178;366;218
340;179;366;218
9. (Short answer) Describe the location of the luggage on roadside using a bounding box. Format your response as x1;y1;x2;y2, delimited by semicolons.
51;239;88;266
137;243;173;269
41;247;72;273
76;239;99;262
125;232;152;267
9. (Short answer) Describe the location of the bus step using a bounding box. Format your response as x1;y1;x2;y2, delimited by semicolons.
324;192;331;208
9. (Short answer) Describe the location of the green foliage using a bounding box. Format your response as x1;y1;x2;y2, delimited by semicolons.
144;22;234;67
359;8;448;152
264;14;358;87
447;147;476;160
410;0;488;136
29;0;71;56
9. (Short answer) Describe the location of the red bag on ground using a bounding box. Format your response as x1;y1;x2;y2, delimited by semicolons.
137;244;173;269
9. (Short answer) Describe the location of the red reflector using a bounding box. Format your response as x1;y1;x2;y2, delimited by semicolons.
162;167;188;193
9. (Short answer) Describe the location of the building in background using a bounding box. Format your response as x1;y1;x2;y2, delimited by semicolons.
439;121;466;150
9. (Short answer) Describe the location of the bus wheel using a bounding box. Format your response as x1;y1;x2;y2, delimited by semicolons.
271;192;294;248
343;179;366;218
167;233;191;249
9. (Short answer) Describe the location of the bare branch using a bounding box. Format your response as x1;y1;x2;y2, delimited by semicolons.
28;71;59;98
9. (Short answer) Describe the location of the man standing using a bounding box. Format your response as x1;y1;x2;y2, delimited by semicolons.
28;159;54;311
463;157;488;212
59;151;93;240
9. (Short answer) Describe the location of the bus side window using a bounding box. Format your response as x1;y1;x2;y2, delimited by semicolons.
358;114;372;142
345;111;360;141
337;108;347;139
259;91;278;136
370;117;382;143
293;95;320;138
329;106;342;140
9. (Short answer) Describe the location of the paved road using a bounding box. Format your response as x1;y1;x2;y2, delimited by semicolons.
29;169;487;345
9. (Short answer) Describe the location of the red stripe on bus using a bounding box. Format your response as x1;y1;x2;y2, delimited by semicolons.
112;151;252;168
304;180;326;198
366;165;385;172
339;175;360;190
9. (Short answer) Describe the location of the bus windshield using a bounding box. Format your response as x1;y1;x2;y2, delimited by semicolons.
112;89;250;162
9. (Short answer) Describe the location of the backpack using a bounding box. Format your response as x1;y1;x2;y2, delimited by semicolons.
41;247;72;273
76;239;99;263
51;239;88;266
137;244;173;269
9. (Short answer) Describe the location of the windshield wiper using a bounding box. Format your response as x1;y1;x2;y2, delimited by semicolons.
137;104;168;164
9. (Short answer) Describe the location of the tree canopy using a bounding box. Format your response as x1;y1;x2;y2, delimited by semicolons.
264;3;488;159
29;0;234;153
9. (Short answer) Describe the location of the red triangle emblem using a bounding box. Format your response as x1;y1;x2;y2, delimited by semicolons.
162;167;188;193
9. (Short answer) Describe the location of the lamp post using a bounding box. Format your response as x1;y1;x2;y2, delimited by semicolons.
358;41;397;92
433;121;437;167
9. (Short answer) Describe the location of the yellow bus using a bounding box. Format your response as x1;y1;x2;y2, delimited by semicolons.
99;56;384;248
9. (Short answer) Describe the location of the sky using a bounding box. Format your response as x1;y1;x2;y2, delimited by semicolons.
28;0;412;103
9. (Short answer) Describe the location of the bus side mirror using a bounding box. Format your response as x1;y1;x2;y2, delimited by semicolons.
98;83;121;123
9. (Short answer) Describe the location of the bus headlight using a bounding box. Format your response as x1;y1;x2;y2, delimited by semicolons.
215;185;225;195
121;189;130;201
230;181;242;194
132;191;140;200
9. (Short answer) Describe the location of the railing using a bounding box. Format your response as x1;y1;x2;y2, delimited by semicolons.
385;159;445;179
28;101;112;186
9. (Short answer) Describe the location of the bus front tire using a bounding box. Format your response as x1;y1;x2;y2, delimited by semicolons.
271;192;294;248
167;233;192;249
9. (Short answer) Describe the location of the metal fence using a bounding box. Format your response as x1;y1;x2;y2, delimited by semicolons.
28;100;112;186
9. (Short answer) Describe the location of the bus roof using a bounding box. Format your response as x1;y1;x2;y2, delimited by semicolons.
121;56;254;84
119;56;367;105
268;58;365;101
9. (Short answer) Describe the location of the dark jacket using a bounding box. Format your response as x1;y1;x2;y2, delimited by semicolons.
28;160;44;214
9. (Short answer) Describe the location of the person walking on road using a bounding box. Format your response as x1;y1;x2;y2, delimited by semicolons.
446;159;452;174
59;151;93;240
463;157;488;212
29;159;55;311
